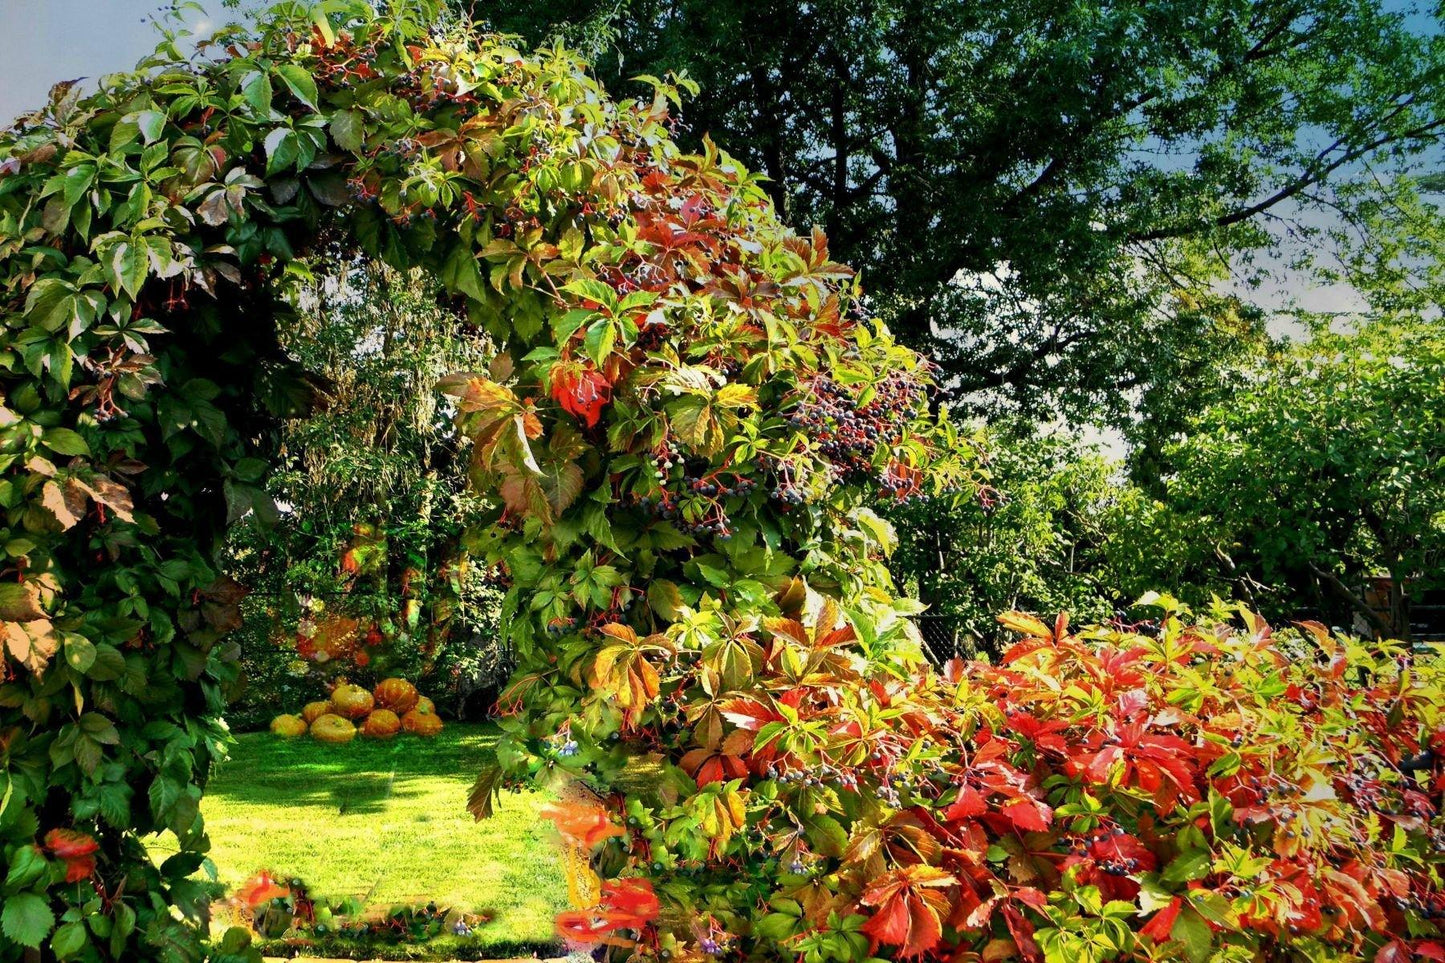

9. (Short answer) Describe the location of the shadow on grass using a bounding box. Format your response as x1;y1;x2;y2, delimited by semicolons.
205;727;503;814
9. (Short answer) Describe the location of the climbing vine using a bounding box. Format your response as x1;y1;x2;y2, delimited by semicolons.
1;3;1443;963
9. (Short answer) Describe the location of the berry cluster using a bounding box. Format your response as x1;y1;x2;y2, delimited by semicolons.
788;371;921;475
1390;892;1445;919
631;441;761;539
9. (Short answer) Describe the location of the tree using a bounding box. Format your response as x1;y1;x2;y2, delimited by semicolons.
1113;317;1445;637
887;425;1124;657
469;0;1445;425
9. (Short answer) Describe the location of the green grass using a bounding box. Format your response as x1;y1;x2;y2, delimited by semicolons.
151;723;566;956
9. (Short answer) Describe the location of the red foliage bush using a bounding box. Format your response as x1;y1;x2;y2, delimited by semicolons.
542;604;1445;963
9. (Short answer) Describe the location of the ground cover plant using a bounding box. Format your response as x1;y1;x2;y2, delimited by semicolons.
1;3;1444;963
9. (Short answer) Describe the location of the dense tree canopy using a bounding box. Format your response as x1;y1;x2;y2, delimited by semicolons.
1114;317;1445;638
473;0;1445;424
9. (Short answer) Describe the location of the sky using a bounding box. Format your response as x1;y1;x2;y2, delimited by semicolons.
0;1;221;125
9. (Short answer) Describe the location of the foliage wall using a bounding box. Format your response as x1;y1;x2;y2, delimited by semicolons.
0;0;961;958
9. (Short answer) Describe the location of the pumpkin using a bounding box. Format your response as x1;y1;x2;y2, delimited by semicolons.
301;700;333;724
330;683;374;719
269;714;308;738
310;713;356;744
361;709;401;739
414;695;436;715
373;677;419;714
401;709;444;737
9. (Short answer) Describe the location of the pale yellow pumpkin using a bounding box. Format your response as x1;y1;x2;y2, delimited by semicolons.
310;713;356;744
269;714;308;738
414;695;435;715
301;700;333;724
329;683;374;719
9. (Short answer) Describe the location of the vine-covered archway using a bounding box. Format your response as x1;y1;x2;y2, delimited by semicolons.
0;1;960;959
4;4;1445;963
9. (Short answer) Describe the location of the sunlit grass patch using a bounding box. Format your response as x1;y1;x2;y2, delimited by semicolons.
150;722;566;956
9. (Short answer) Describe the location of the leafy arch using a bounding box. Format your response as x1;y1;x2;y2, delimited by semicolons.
0;2;962;960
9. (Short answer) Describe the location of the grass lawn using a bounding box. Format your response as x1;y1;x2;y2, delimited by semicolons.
151;722;566;957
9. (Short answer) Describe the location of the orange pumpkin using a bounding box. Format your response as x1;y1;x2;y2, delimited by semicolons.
401;709;443;737
310;713;356;744
373;678;419;714
269;714;308;738
301;700;333;724
414;695;436;715
330;683;374;719
361;709;401;739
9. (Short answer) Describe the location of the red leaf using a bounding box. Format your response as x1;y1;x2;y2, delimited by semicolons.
1140;897;1183;943
551;364;611;428
860;892;912;947
1001;796;1052;832
944;785;988;821
539;800;624;850
236;872;290;910
44;829;99;859
62;853;95;883
1001;904;1041;963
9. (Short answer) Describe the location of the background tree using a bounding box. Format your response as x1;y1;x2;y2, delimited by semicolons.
1110;317;1445;637
466;0;1445;427
887;425;1125;657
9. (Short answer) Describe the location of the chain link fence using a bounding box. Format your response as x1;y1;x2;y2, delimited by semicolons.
915;614;996;663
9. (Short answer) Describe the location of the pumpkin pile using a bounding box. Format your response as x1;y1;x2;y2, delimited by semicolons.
268;678;444;742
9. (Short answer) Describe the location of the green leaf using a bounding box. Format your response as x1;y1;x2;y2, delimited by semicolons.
3;845;47;889
50;921;87;959
264;128;299;176
42;427;90;457
275;64;319;109
645;579;683;621
240;70;273;116
25;278;77;333
584;318;617;365
441;242;485;301
1170;907;1214;963
133;110;166;145
1161;848;1211;884
2;893;55;949
329;109;365;152
63;635;96;674
110;238;149;300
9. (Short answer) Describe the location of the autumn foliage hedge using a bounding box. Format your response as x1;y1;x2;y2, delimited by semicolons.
529;600;1445;963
